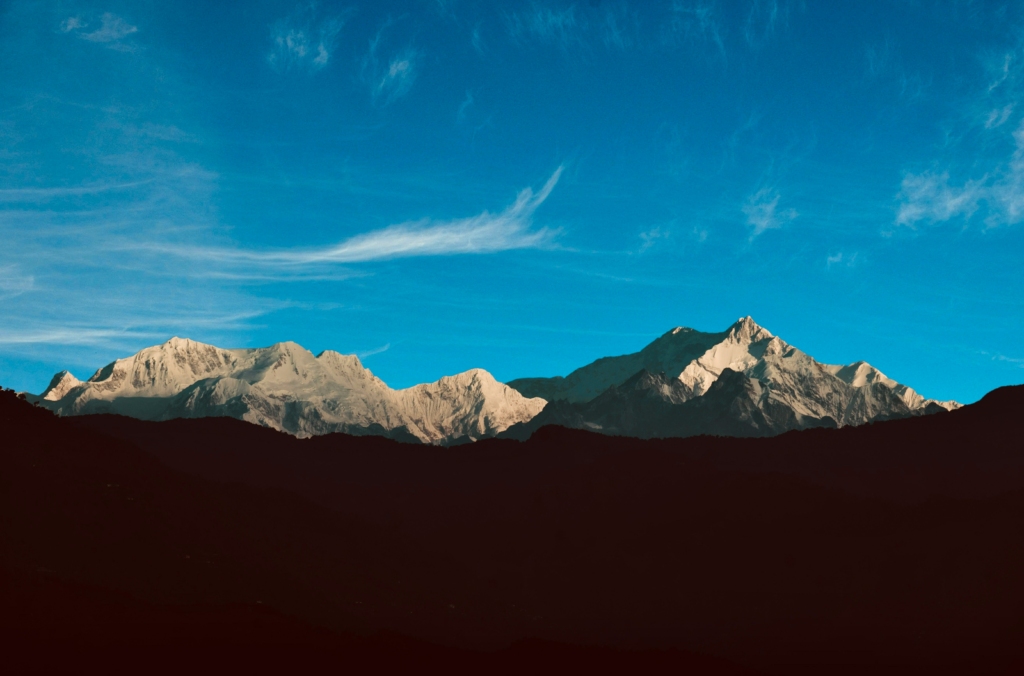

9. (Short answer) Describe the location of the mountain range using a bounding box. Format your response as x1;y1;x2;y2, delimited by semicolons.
30;339;544;444
31;317;957;444
504;316;957;439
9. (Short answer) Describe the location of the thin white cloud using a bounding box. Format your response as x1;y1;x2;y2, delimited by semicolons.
60;17;84;33
743;0;784;49
865;38;894;79
457;91;474;123
506;5;583;50
82;13;137;43
133;167;564;267
994;353;1024;367
638;226;667;253
361;21;420;105
268;10;350;72
0;265;34;300
272;29;310;62
0;179;154;202
897;119;1024;228
61;12;138;50
0;327;163;347
988;53;1012;93
600;5;640;51
895;172;985;227
743;187;797;237
826;251;859;269
0;309;271;351
358;343;391;359
896;40;1024;230
665;1;725;57
377;53;417;101
471;23;485;54
985;104;1014;129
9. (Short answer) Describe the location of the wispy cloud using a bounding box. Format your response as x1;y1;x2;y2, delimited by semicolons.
0;309;272;350
995;353;1024;367
456;91;474;123
865;38;894;80
895;172;984;227
506;4;583;50
665;1;726;57
743;187;797;237
362;22;420;105
638;226;668;253
0;179;154;202
896;117;1024;228
826;251;859;269
137;167;564;268
471;22;485;54
60;13;138;51
268;7;351;72
895;38;1024;229
377;52;418;102
600;5;641;51
985;104;1015;129
743;0;788;49
358;342;391;359
988;53;1013;93
0;327;163;347
0;265;34;300
60;17;85;33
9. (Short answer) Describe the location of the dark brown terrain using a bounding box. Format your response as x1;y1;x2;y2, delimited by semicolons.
3;386;1024;674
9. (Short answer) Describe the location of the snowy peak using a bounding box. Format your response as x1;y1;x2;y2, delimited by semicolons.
84;338;238;398
677;318;783;399
42;370;82;401
727;316;774;344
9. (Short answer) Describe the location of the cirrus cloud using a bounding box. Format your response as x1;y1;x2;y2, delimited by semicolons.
743;187;797;238
127;167;565;269
60;13;138;51
268;7;352;72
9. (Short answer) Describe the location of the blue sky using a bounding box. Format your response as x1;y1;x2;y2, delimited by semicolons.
2;0;1023;403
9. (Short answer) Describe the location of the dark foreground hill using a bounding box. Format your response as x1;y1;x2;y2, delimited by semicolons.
4;387;1024;674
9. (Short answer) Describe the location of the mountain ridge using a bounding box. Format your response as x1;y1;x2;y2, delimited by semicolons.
33;338;545;445
32;316;957;443
508;316;957;435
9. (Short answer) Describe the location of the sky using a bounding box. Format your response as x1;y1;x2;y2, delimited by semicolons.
1;0;1023;404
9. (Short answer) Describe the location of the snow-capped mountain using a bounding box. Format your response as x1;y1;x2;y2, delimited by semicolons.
31;317;957;444
507;317;958;436
33;338;545;445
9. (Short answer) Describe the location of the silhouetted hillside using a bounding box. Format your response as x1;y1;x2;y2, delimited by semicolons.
4;387;1024;674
